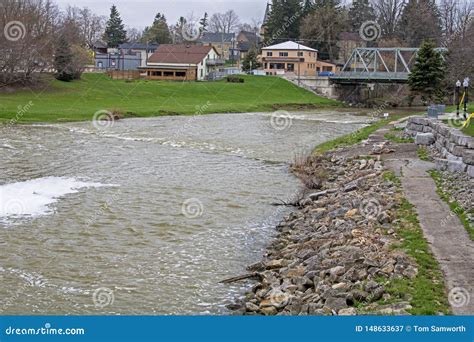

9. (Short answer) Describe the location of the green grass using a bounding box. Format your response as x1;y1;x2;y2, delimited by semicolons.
429;170;474;240
384;132;414;144
417;146;433;162
462;123;474;137
313;114;410;154
380;172;450;315
0;73;339;124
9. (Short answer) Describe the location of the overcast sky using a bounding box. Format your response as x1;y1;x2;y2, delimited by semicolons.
54;0;269;30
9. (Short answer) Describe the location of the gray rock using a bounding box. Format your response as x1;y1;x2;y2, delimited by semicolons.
323;296;348;311
447;160;467;173
415;133;435;145
467;165;474;178
462;149;474;165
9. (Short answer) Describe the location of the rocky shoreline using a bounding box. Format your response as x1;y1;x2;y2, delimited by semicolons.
228;149;420;315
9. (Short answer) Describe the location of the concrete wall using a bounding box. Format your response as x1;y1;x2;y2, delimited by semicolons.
405;117;474;177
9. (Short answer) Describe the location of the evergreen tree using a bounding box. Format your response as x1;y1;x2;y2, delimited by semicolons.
54;36;74;82
141;13;172;44
408;40;445;103
348;0;376;33
104;5;127;48
242;47;261;71
265;0;304;43
397;0;442;46
199;12;209;32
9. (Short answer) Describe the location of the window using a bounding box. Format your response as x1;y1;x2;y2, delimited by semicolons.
97;61;103;68
176;71;186;77
151;71;162;76
267;52;273;57
279;52;288;57
298;52;303;57
164;71;173;77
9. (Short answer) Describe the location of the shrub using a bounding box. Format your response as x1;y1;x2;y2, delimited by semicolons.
226;76;244;83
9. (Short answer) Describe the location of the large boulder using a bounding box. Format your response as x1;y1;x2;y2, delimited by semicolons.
447;160;467;173
415;132;435;145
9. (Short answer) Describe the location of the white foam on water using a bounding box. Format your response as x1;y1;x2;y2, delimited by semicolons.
0;177;116;220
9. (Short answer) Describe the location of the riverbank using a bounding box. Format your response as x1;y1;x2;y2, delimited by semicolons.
228;115;461;315
0;73;339;123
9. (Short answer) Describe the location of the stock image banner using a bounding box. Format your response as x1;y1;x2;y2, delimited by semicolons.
0;0;473;341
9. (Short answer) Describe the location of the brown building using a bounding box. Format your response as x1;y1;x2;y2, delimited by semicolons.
199;32;235;61
261;41;336;76
140;44;223;81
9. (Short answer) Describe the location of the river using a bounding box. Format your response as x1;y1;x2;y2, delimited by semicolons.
0;111;371;315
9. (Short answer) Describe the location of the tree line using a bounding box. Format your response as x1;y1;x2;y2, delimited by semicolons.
264;0;472;61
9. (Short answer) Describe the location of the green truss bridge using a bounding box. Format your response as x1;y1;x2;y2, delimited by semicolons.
330;47;447;84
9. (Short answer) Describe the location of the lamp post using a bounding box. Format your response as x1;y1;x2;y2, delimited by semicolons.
456;80;461;117
463;77;469;120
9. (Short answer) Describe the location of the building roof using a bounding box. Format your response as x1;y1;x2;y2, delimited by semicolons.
238;30;259;43
262;41;318;52
200;32;235;43
147;44;215;64
93;39;107;49
119;42;159;50
237;40;255;52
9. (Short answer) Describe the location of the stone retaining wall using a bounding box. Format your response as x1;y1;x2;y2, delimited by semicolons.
405;117;474;177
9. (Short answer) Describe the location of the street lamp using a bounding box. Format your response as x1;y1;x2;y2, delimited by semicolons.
463;77;469;120
456;80;461;117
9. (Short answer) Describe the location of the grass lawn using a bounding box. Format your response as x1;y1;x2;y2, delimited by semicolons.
313;113;413;154
0;73;339;124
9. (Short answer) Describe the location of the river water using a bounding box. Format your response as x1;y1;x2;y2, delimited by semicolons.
0;111;371;315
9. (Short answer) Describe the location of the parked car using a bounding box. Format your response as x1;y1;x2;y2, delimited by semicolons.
318;71;335;77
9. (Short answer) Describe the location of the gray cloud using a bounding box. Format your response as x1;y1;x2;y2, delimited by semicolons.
55;0;267;29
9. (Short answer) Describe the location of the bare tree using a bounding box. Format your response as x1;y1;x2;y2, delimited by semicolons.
371;0;406;37
0;0;60;86
65;6;105;48
209;10;240;33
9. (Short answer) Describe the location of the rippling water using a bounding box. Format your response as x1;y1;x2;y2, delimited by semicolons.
0;111;370;315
